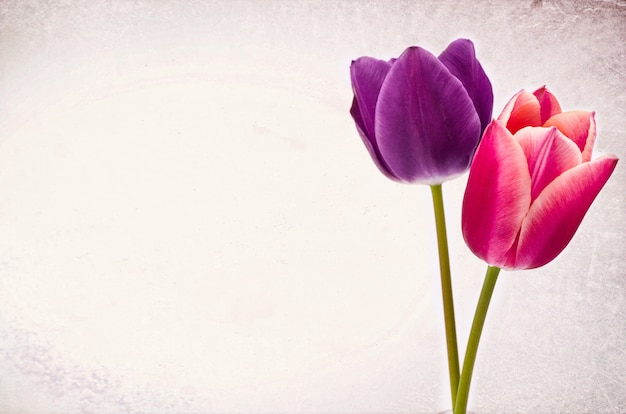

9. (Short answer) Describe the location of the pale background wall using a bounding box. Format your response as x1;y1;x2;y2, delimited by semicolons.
0;1;624;413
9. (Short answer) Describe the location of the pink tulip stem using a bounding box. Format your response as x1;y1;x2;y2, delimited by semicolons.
430;184;460;408
454;265;501;414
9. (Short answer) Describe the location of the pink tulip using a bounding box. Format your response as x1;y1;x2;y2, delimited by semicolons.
462;112;618;269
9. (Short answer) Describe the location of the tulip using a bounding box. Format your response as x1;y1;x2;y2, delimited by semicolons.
456;92;618;414
462;119;618;270
350;38;493;184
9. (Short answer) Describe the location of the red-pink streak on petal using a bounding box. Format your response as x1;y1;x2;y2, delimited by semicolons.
514;126;582;202
544;111;596;162
513;155;618;269
533;86;562;124
462;121;532;267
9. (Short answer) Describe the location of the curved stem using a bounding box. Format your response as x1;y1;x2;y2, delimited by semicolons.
430;184;460;408
454;265;501;414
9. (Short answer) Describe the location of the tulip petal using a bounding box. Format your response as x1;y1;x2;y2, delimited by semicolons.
497;89;522;125
375;46;481;184
497;90;542;134
544;111;596;162
350;57;392;141
515;126;582;201
514;156;618;269
462;121;531;267
350;57;396;179
438;38;494;132
533;86;562;124
350;98;399;180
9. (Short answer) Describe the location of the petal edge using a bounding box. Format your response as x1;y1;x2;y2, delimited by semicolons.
514;156;618;269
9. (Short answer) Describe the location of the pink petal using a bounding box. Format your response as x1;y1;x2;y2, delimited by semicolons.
514;156;619;269
533;86;562;124
514;126;582;201
496;89;523;125
544;111;596;162
462;121;532;267
497;90;542;134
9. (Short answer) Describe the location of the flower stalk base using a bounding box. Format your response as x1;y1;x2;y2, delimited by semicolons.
454;265;501;414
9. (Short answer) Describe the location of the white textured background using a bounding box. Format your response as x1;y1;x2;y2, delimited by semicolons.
0;1;624;413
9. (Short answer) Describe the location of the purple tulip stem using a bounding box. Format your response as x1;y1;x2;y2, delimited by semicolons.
454;265;501;414
430;184;460;408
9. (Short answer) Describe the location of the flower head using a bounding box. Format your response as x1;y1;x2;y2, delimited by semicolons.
350;39;493;184
462;89;618;269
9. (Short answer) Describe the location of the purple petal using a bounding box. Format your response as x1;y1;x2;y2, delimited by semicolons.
350;97;401;181
438;39;493;133
375;46;482;184
350;57;392;142
350;57;397;179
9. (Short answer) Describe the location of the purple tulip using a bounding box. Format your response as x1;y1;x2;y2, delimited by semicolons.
350;39;493;184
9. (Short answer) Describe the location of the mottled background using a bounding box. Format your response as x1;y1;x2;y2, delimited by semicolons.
0;1;624;413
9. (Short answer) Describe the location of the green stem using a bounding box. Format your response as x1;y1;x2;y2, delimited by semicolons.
430;184;460;408
454;265;501;414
